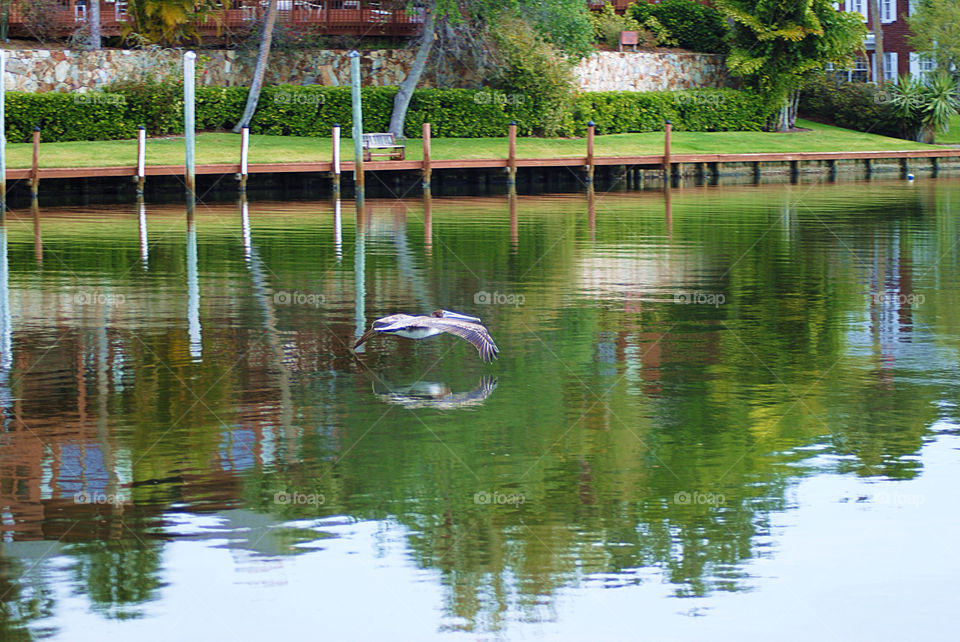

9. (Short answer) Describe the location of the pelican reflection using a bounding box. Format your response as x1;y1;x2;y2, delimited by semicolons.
373;376;498;410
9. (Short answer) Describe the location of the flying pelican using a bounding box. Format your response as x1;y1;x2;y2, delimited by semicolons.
373;376;499;409
354;309;500;363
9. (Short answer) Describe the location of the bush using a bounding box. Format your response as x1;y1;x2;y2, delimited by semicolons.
572;88;765;134
4;92;132;143
627;0;728;54
2;85;767;143
799;75;899;138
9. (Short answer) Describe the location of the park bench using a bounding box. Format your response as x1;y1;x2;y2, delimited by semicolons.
362;133;406;162
619;31;638;52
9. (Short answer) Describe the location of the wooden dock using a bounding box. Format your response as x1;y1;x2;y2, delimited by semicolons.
7;148;960;182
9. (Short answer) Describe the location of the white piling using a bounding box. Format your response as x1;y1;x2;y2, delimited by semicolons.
184;51;197;202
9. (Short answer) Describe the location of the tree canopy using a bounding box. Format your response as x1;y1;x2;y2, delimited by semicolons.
908;0;960;76
716;0;867;129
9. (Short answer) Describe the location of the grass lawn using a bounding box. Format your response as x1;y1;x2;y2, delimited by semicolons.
5;118;942;169
935;114;960;145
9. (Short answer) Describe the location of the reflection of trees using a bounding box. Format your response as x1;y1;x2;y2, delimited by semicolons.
66;538;163;620
0;184;957;633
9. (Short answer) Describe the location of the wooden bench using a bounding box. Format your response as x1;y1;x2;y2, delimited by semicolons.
619;30;638;52
362;132;405;162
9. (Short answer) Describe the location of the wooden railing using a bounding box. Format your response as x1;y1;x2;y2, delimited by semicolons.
6;0;425;38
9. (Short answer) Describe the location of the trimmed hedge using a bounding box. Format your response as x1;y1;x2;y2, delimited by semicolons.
5;92;131;143
3;84;766;143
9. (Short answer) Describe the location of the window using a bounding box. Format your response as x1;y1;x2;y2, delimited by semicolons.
910;52;938;81
883;52;899;82
849;0;868;21
881;0;896;22
827;55;870;84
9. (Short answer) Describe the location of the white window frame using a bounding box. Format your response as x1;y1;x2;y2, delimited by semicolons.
883;52;899;82
849;0;868;21
881;0;896;22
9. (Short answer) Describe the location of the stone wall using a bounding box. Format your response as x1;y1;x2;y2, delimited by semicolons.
2;49;428;92
3;48;728;93
575;51;730;92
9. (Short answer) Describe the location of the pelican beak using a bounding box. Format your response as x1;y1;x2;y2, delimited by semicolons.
354;329;378;350
438;310;482;324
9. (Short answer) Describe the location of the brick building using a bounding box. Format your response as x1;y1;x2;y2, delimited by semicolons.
836;0;935;82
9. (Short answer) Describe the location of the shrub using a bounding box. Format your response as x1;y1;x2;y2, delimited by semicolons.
2;85;767;143
799;75;899;138
627;0;728;54
572;88;765;134
4;92;132;143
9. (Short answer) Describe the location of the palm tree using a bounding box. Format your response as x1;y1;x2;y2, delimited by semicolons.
89;0;101;50
388;0;437;138
868;0;884;87
234;0;280;132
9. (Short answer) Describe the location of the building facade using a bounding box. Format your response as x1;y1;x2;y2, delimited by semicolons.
837;0;935;81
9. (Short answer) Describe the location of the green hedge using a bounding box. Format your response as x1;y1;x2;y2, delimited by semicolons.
3;84;766;143
4;92;131;143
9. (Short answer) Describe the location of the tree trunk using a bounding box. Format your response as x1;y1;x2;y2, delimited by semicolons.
233;0;280;133
388;0;436;138
89;0;100;50
869;0;885;87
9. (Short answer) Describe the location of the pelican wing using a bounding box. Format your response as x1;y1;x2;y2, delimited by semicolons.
431;318;500;363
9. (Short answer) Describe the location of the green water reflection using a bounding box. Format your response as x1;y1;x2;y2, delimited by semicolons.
0;180;959;638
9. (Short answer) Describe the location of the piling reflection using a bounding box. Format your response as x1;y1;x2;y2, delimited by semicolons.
0;182;957;638
186;211;202;361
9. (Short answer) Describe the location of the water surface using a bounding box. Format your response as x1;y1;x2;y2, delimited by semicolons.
1;181;959;640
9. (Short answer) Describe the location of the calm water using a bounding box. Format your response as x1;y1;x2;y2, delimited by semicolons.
1;180;959;641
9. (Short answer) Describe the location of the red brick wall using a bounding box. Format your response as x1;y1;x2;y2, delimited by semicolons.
840;0;916;76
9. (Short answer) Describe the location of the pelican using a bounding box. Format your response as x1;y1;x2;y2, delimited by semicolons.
373;376;499;409
354;309;500;363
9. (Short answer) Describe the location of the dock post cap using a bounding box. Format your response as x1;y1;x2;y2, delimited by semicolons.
138;125;145;130
33;126;40;131
587;120;595;127
242;124;250;130
664;119;671;125
509;120;517;126
347;50;361;58
333;123;340;127
184;50;197;60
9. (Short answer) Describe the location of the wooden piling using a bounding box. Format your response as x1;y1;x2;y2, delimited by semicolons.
507;121;517;188
349;50;364;201
864;158;872;178
331;123;341;196
932;156;939;178
790;160;799;183
183;51;197;201
0;50;6;210
586;120;595;185
136;126;146;195
663;120;672;184
30;127;40;198
239;125;249;192
422;122;432;191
